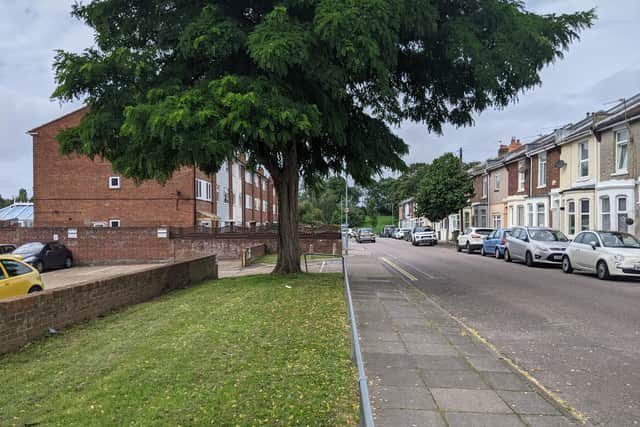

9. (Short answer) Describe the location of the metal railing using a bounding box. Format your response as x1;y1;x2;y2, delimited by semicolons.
300;252;374;425
342;257;375;426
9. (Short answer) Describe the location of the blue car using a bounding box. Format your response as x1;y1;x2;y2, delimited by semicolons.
481;229;512;258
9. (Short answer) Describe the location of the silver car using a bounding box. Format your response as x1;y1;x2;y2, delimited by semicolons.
504;227;570;266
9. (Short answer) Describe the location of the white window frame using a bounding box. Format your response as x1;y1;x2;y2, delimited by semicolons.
538;153;547;187
580;199;590;232
195;179;212;202
223;188;229;204
567;200;576;235
536;203;545;227
494;172;500;191
579;141;589;178
108;176;121;189
518;162;525;192
246;194;252;209
615;128;629;173
601;196;610;231
262;200;267;212
254;197;260;211
517;205;524;226
527;203;534;227
245;170;253;183
492;214;501;230
109;219;121;228
482;175;488;198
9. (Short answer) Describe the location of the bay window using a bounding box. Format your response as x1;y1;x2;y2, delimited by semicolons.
601;197;610;231
617;196;629;233
580;199;590;231
567;200;576;235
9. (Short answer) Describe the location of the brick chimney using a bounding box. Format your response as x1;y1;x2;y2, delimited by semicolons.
499;137;521;155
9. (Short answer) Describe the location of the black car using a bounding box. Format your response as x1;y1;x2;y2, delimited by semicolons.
12;241;73;272
0;244;16;254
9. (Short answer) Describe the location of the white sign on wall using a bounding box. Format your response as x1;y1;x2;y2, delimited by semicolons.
67;229;78;239
157;227;168;238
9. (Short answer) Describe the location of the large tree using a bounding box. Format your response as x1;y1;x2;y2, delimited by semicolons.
52;1;593;273
415;153;473;223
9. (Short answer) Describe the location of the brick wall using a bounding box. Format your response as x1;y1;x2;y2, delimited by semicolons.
531;147;561;197
0;227;341;264
507;160;529;196
469;175;485;204
0;255;217;355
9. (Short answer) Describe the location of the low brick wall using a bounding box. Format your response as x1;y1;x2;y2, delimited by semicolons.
241;244;267;267
0;255;217;355
0;227;341;265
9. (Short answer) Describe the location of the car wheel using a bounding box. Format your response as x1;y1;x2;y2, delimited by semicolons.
28;285;42;293
466;242;472;253
412;240;416;246
34;261;44;273
495;248;502;259
481;247;486;256
64;257;73;268
504;249;512;262
597;261;610;280
562;256;573;273
525;251;535;267
456;244;462;252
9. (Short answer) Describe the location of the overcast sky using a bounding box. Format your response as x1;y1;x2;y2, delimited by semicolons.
1;1;639;197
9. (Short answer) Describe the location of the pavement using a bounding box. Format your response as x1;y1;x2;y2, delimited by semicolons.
41;264;163;289
360;237;640;426
218;258;342;278
347;242;579;427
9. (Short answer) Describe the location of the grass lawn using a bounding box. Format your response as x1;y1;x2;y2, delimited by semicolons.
0;274;358;426
362;215;394;234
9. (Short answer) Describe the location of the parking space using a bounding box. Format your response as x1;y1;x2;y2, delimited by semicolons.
41;264;163;290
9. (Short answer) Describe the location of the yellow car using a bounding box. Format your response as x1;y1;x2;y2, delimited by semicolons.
0;255;45;300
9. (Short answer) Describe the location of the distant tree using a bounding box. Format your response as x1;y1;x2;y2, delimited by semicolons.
16;188;28;203
52;1;593;273
415;153;473;223
365;177;396;216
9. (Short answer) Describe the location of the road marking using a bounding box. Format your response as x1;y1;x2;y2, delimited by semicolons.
381;257;417;281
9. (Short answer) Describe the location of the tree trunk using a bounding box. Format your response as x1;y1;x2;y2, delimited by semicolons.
272;147;302;274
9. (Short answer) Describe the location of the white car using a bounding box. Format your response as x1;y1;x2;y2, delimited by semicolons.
562;230;640;280
411;226;437;246
457;227;493;253
395;228;411;240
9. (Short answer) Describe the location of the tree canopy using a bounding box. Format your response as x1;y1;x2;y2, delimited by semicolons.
52;0;594;273
415;153;473;222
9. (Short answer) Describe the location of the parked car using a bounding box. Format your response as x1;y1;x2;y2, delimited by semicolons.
356;228;376;243
0;244;16;254
347;228;357;238
457;227;494;253
562;230;640;280
12;241;73;273
0;255;45;300
394;228;411;240
381;225;397;238
481;229;512;258
411;226;437;246
504;227;569;266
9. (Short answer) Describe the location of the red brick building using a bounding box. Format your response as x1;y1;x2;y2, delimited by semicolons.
28;108;278;228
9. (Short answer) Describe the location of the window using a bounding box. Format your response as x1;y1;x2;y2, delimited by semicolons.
601;197;610;231
536;203;545;227
567;200;576;235
245;170;253;183
0;260;32;277
538;153;547;187
195;179;212;201
552;199;560;229
580;199;590;231
223;188;229;204
517;205;524;226
617;196;629;233
573;233;585;244
482;175;488;198
108;176;121;189
615;128;629;172
527;203;533;226
518;161;525;192
579;141;589;177
273;204;277;215
235;190;242;206
451;214;460;231
262;179;268;191
464;212;470;229
109;219;120;228
246;194;252;209
262;200;267;212
232;163;239;177
493;214;501;230
254;197;260;211
583;232;599;247
494;172;500;191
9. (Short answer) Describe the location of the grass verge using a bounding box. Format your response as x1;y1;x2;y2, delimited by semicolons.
0;273;358;426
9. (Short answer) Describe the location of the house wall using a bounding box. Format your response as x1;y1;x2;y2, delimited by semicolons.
469;174;485;204
531;147;561;196
506;160;529;196
488;166;508;229
559;135;598;191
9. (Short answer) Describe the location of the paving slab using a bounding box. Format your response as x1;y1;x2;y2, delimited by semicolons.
347;252;578;426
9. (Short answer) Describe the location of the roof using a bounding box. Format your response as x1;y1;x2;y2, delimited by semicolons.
0;203;34;221
27;106;89;134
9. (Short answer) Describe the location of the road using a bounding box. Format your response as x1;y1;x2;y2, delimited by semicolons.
361;237;640;426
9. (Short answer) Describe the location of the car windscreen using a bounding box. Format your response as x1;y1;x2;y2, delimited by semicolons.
414;227;432;232
476;229;493;235
360;229;373;233
599;232;640;248
13;242;44;255
529;229;568;242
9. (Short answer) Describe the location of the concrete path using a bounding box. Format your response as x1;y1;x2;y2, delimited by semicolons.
347;246;579;426
42;264;162;289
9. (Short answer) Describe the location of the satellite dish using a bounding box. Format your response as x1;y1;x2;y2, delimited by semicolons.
625;217;634;226
554;160;566;169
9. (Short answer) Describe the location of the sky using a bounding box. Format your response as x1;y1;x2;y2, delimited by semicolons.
1;1;639;197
